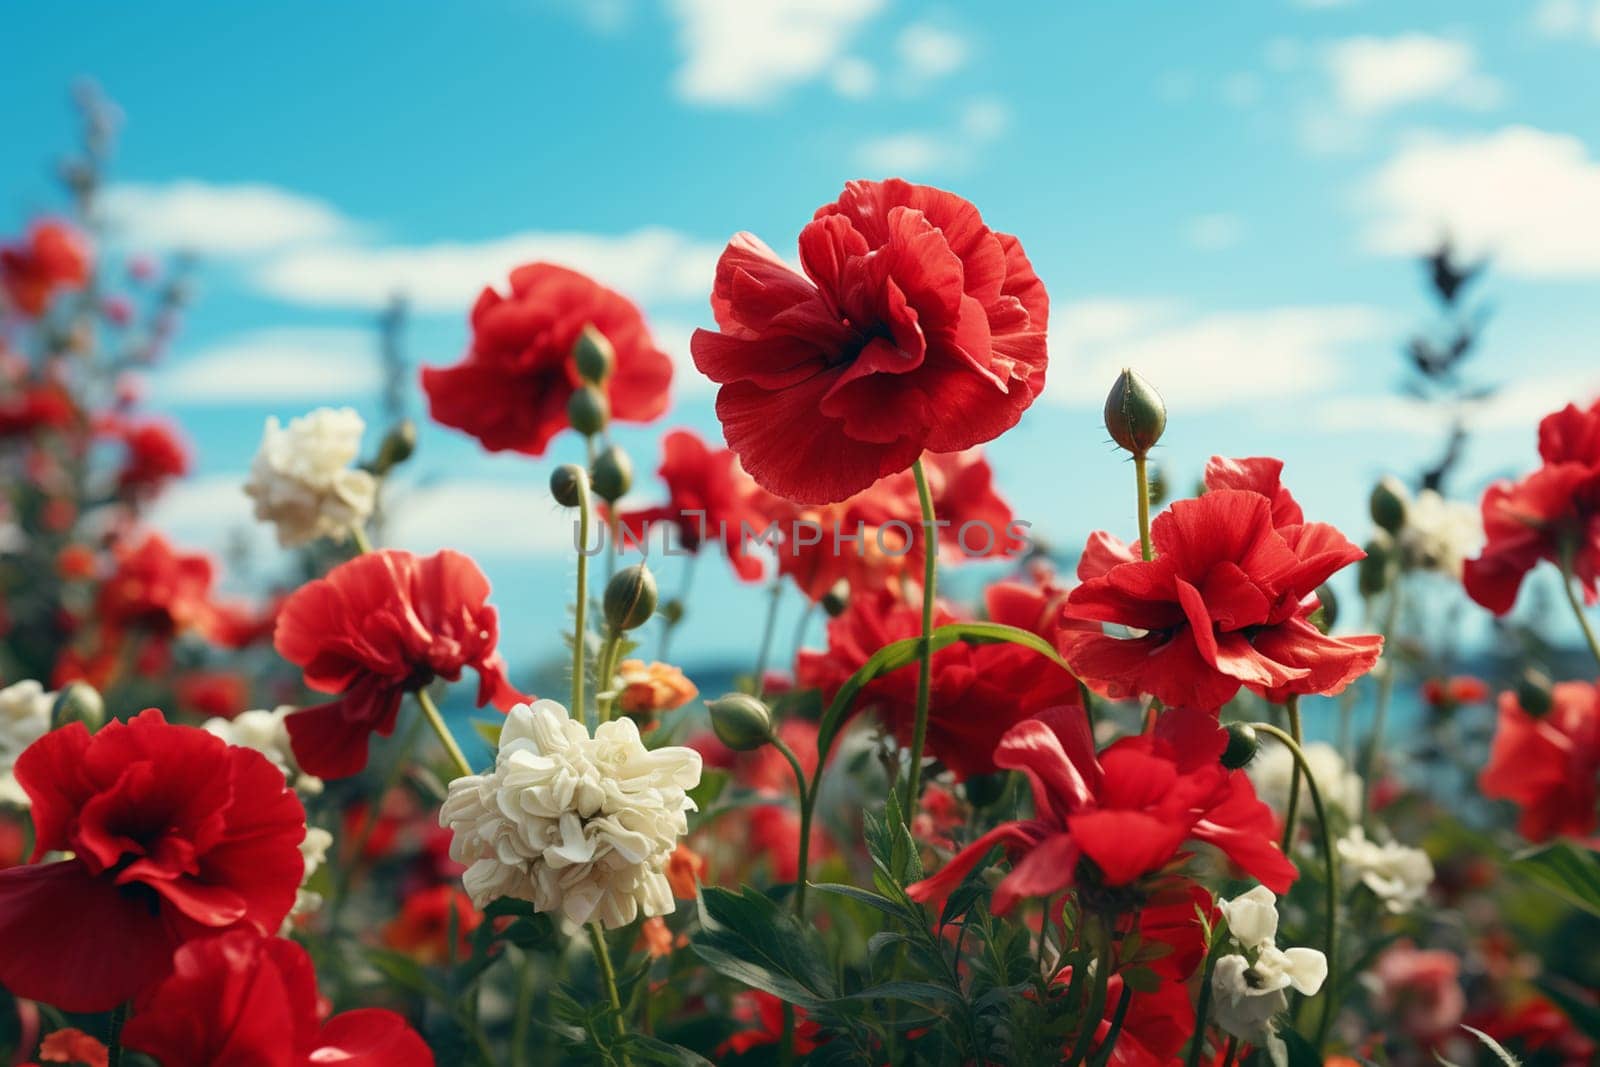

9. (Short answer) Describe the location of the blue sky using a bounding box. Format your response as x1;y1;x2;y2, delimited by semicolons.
10;0;1600;673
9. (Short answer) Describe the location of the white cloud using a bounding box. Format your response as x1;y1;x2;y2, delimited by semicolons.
1360;126;1600;277
650;317;715;396
103;181;350;256
1532;0;1600;40
896;23;969;80
1314;369;1600;434
1325;35;1502;116
856;97;1011;176
254;227;722;311
387;481;583;557
830;56;877;98
1187;213;1243;250
669;0;885;106
1048;300;1389;411
143;474;273;562
160;328;380;404
1222;72;1263;108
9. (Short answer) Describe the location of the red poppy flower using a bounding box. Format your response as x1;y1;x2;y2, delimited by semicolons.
0;710;306;1012
1203;455;1305;528
691;179;1049;504
0;384;77;438
1463;401;1600;614
1420;674;1490;711
384;885;481;965
276;549;524;779
906;707;1295;913
717;991;821;1057
122;931;433;1066
96;532;222;641
796;582;1081;780
1059;488;1382;710
175;670;251;719
775;448;1022;601
1479;681;1599;841
111;418;190;498
1056;972;1193;1066
616;428;778;581
1;220;91;317
421;263;671;455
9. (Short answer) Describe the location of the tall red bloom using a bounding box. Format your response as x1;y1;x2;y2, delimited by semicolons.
1479;680;1599;841
110;418;190;498
421;263;672;455
616;428;778;581
0;710;306;1012
907;707;1295;913
1;220;91;317
1060;486;1382;710
1464;399;1600;614
797;582;1080;780
122;931;433;1066
95;533;240;653
775;448;1022;601
276;549;522;779
692;179;1049;504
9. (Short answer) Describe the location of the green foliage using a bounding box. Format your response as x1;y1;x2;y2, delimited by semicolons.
1508;842;1600;919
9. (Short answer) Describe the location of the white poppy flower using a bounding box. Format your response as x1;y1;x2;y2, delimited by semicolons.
1211;954;1287;1043
441;700;702;929
0;680;55;808
203;706;323;795
1248;740;1362;818
283;826;334;934
243;407;377;547
1219;885;1279;950
1337;826;1433;913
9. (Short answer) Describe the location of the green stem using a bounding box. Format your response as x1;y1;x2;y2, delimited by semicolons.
772;734;812;916
511;950;535;1067
588;924;630;1063
415;687;473;780
1251;720;1341;1051
594;628;625;726
1133;452;1153;561
1280;695;1303;853
1185;946;1221;1067
1361;569;1403;819
350;524;375;554
1063;917;1114;1067
329;712;424;931
573;467;594;722
1088;984;1134;1067
751;579;784;698
1221;1036;1240;1067
1560;542;1600;668
902;457;939;812
106;1001;128;1067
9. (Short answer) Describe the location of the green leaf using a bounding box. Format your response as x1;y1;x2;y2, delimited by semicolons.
844;980;966;1012
1535;978;1600;1040
1509;841;1600;919
1461;1024;1522;1066
691;886;837;1010
809;881;910;919
470;718;502;749
621;1035;717;1066
687;768;729;811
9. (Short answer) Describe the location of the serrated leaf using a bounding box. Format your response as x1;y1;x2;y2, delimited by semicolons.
809;881;911;919
691;886;837;1010
844;980;965;1012
621;1034;717;1066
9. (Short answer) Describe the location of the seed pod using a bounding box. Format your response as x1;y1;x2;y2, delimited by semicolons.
707;693;773;752
573;323;615;384
1220;723;1259;770
1369;476;1408;535
1309;583;1339;634
373;419;418;475
53;681;105;731
550;464;587;508
567;384;609;437
603;563;658;631
1103;368;1166;456
590;444;633;502
1516;668;1554;717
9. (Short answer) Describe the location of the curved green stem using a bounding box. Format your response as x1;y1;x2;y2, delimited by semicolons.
1280;695;1303;853
902;457;939;811
1133;452;1153;561
772;734;812;917
573;467;594;722
594;627;625;726
1560;543;1600;668
1251;720;1341;1051
415;687;473;780
1361;568;1403;819
1089;984;1134;1067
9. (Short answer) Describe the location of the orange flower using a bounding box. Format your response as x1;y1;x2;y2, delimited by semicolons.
55;544;97;581
665;842;706;900
616;660;698;728
383;885;481;965
639;916;675;959
38;1027;109;1067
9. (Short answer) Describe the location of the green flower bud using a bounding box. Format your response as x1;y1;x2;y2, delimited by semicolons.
53;681;105;730
1516;668;1554;717
821;580;850;618
372;419;418;475
661;598;685;626
573;323;615;384
1358;536;1392;598
567;384;609;437
603;563;657;632
1220;723;1258;770
590;444;633;502
1369;476;1408;535
707;693;773;752
550;464;587;509
1309;583;1339;635
963;771;1009;809
1103;368;1166;457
